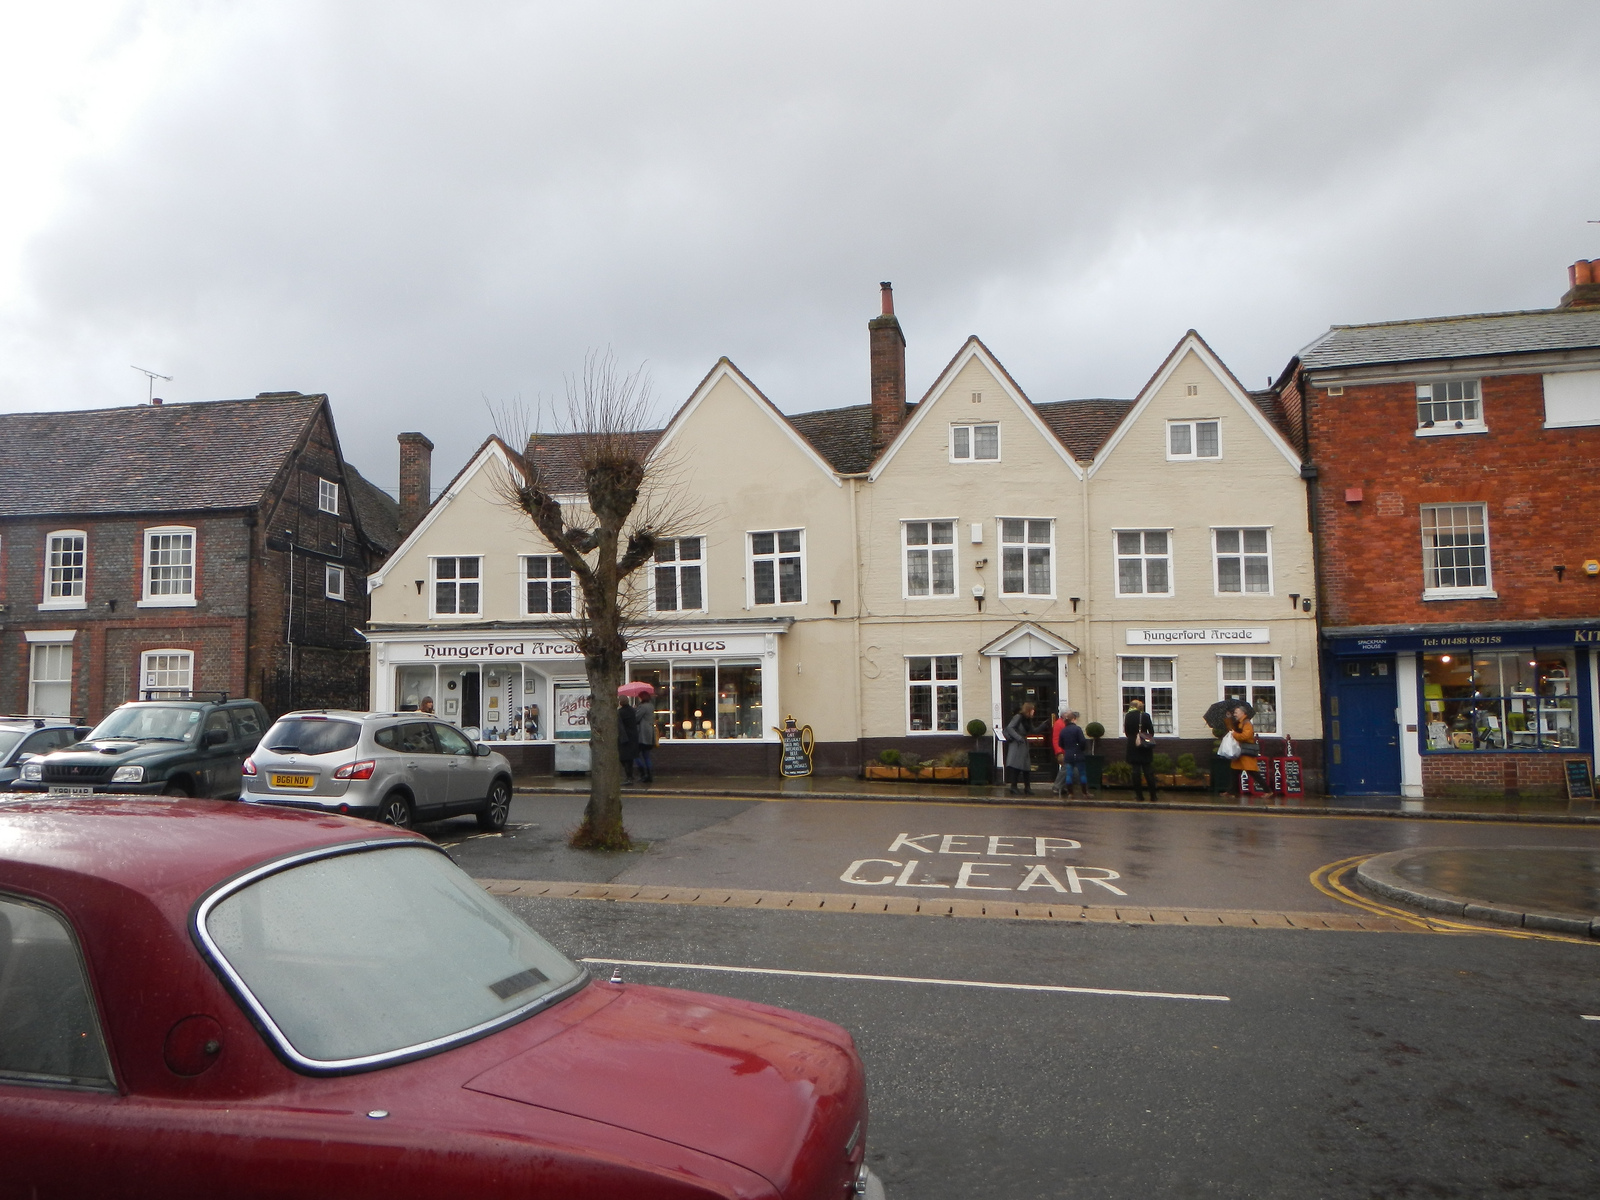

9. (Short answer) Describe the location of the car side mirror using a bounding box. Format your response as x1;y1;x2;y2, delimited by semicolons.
475;743;493;757
203;729;229;748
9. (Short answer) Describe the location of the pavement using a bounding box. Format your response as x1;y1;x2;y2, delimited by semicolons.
1357;846;1600;937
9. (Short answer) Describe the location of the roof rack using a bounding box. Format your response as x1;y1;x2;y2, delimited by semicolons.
140;689;230;703
0;713;88;728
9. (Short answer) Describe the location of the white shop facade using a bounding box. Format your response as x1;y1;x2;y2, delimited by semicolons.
365;620;791;751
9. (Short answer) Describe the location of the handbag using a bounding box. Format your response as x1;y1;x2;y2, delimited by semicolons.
1236;740;1260;758
1134;714;1152;747
1217;731;1241;760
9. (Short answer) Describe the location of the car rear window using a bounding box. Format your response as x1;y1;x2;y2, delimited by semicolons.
261;718;361;756
200;845;584;1070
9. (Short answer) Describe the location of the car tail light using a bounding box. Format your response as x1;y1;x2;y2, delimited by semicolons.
242;758;257;776
334;760;376;780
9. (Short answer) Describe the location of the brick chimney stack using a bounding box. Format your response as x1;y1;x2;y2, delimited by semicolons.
1561;259;1600;309
869;281;907;455
397;432;434;535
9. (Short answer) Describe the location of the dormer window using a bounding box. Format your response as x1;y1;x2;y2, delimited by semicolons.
318;478;340;514
1167;420;1220;460
1416;379;1484;435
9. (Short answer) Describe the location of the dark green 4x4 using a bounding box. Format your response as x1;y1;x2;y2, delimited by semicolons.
19;696;269;799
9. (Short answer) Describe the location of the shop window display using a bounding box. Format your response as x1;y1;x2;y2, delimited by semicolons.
628;660;762;740
1421;648;1577;751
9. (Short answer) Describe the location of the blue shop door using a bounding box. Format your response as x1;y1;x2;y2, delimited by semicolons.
1329;657;1401;794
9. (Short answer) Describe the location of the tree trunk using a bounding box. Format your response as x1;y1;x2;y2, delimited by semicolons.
583;658;625;841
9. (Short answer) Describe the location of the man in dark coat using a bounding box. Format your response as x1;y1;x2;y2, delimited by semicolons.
617;699;640;784
1123;698;1157;802
1054;710;1090;798
633;695;656;784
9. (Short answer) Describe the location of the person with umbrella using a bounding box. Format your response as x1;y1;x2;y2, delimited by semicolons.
1223;700;1270;797
615;686;641;786
625;681;657;784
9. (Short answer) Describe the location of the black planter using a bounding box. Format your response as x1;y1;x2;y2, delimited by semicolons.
968;744;994;785
1086;755;1105;788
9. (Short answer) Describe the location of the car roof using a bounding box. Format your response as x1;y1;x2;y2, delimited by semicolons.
276;710;434;722
0;797;416;909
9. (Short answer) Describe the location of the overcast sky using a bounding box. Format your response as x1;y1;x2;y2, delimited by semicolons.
2;2;1598;494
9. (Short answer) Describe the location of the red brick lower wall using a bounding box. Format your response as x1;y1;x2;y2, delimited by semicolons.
1421;753;1569;797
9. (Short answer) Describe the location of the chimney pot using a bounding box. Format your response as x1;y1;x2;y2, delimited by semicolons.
1561;260;1600;309
397;432;434;535
880;282;894;316
151;397;163;406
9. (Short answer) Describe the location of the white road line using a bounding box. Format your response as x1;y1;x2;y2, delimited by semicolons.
580;958;1231;1002
1582;1015;1600;1021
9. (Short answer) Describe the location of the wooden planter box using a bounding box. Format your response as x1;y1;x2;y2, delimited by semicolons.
863;765;969;782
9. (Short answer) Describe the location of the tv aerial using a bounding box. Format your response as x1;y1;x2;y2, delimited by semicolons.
131;365;172;404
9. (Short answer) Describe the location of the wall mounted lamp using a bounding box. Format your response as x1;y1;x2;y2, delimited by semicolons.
414;580;425;594
1289;593;1300;610
972;583;986;613
1301;598;1313;613
1069;597;1080;613
1554;565;1567;582
830;599;840;614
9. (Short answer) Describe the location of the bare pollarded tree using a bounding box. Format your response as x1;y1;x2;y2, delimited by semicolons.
495;351;692;849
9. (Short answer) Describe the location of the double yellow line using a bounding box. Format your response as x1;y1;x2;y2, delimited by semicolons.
1310;855;1595;944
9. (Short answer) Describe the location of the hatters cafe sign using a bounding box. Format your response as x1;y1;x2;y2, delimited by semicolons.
1125;627;1271;646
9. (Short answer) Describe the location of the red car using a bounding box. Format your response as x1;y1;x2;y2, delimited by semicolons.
0;798;871;1198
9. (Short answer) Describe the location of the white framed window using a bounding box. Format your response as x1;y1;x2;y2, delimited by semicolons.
749;530;804;606
523;555;574;616
1219;656;1280;734
140;526;196;606
907;655;961;733
1167;420;1221;460
29;643;73;716
42;530;87;608
325;564;345;601
318;477;340;514
652;537;705;612
1214;528;1272;595
1116;530;1172;596
1421;504;1494;599
141;649;193;698
950;423;1000;462
1416;379;1485;435
903;520;956;598
1120;657;1175;735
999;518;1053;596
432;556;481;616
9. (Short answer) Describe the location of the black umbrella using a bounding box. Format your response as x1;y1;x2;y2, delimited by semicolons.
1203;699;1253;731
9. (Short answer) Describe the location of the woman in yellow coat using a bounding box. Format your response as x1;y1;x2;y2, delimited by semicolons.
1226;703;1271;797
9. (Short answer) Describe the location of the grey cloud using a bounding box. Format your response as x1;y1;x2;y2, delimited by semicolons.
3;1;1598;491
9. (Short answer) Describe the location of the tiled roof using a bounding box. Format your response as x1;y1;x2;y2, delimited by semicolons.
1034;399;1133;461
785;404;893;475
1300;307;1600;371
0;394;324;518
345;465;403;556
524;430;665;493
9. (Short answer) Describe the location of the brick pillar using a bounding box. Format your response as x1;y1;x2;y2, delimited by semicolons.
397;432;434;535
869;282;907;456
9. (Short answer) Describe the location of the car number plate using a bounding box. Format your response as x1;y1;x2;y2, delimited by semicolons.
48;785;94;796
270;774;315;789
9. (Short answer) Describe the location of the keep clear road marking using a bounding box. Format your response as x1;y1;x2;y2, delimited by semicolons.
1583;1015;1600;1021
580;958;1231;1003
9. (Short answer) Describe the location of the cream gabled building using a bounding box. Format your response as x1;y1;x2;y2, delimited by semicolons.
365;289;1322;785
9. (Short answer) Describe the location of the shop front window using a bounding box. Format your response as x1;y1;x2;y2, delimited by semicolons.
1120;657;1175;735
1421;647;1577;751
627;660;763;740
1219;656;1278;733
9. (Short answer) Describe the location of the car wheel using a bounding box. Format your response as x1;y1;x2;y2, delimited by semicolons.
379;792;413;829
477;780;511;832
162;782;191;798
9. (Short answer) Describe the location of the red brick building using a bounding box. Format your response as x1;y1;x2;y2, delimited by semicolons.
0;392;401;723
1286;260;1600;798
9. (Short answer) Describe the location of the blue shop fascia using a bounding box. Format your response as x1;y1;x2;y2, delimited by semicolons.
1321;619;1600;797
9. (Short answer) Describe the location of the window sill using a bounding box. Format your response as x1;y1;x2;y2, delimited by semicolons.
1113;593;1176;600
1421;587;1498;601
427;613;485;620
37;600;87;611
1414;425;1489;438
136;597;197;608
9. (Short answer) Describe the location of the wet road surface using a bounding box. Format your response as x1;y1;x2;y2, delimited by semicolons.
429;793;1600;915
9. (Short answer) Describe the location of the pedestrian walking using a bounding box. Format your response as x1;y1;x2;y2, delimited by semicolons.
616;698;640;785
1123;698;1158;802
633;693;656;784
1054;710;1090;798
1226;703;1270;797
1003;701;1040;795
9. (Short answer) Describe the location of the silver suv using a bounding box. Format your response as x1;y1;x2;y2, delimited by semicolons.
242;711;514;831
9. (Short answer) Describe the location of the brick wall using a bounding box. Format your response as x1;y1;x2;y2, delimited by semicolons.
1421;752;1567;798
1307;372;1600;626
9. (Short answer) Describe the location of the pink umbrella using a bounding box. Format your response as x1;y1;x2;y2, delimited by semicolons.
618;681;655;699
